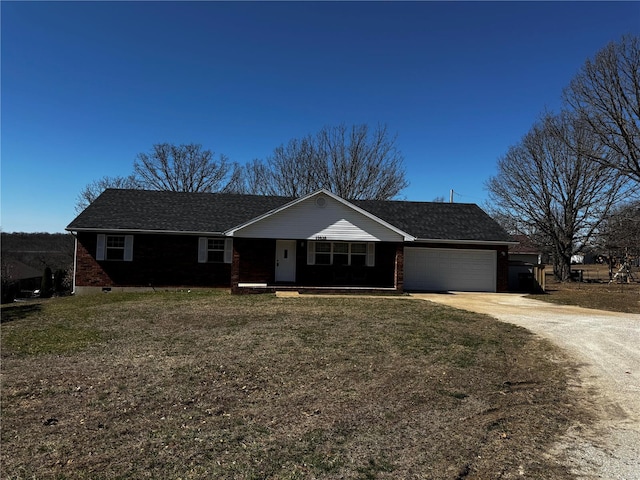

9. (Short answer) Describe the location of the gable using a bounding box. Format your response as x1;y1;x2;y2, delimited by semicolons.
230;192;408;242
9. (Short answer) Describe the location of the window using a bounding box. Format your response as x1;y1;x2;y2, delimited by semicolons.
106;235;126;260
315;242;332;265
350;243;367;266
198;237;232;264
207;239;225;263
308;241;374;266
96;234;133;261
333;242;349;265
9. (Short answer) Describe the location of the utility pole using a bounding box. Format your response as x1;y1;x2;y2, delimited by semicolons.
450;189;454;203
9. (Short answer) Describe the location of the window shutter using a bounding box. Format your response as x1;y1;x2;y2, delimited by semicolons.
198;237;208;263
124;235;134;262
224;238;233;264
96;234;106;261
307;241;316;265
366;243;375;267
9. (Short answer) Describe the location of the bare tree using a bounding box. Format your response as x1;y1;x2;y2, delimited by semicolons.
599;200;640;259
317;124;408;199
240;124;408;200
133;143;238;193
235;160;272;196
76;143;243;212
563;34;640;183
219;161;250;194
487;112;625;281
75;175;139;213
263;136;322;197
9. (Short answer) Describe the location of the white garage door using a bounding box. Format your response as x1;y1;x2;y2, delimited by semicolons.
404;247;496;292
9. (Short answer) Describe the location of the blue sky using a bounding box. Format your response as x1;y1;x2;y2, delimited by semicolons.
2;1;639;233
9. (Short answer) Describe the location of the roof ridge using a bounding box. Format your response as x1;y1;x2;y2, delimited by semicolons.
102;188;293;200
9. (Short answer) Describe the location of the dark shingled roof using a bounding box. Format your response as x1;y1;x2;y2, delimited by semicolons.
353;199;512;242
67;189;512;243
67;189;293;233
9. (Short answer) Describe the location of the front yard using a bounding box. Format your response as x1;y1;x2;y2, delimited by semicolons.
530;264;640;314
1;291;588;479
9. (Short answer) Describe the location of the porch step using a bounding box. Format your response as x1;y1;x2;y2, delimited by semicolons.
275;291;301;298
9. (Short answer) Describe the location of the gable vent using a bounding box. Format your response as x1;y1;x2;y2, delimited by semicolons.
315;196;327;208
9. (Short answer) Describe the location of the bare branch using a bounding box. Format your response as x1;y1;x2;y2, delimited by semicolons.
242;123;408;200
563;35;640;183
487;112;626;281
75;175;139;213
133;143;233;193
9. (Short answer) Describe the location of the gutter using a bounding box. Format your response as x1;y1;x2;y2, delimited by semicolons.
70;231;78;295
412;238;519;246
65;228;226;236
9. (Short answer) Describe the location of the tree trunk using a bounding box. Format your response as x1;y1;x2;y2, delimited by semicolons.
553;251;573;282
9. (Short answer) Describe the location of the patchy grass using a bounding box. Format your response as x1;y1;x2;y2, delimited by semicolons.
529;265;640;314
1;291;589;479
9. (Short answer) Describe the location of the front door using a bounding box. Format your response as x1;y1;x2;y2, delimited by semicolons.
275;240;297;282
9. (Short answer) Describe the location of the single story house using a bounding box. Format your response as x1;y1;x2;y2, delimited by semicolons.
66;188;515;294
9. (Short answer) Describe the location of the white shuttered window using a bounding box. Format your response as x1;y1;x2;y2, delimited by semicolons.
198;237;232;264
96;234;134;262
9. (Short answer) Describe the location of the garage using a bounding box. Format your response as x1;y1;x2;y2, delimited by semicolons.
404;247;497;292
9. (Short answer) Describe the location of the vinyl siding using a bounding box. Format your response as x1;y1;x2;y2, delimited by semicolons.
233;194;404;242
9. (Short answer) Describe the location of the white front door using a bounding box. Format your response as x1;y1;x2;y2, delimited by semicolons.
275;240;297;282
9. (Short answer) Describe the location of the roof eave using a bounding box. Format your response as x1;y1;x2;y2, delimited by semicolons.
413;238;518;246
65;227;226;236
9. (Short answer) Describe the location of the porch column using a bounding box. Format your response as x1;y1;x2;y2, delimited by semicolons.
230;242;240;293
394;243;404;292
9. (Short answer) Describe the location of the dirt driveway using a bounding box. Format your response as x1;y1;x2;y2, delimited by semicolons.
412;293;640;479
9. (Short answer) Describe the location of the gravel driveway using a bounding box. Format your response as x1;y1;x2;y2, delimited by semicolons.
412;293;640;479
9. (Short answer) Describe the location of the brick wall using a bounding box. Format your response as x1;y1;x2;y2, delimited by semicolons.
75;233;510;293
496;245;509;292
75;232;231;288
235;238;276;284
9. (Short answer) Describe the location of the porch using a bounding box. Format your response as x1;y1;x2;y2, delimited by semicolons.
231;238;404;294
236;282;403;295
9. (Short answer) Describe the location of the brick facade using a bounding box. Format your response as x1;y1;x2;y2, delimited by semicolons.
75;232;508;294
496;244;509;293
75;232;230;289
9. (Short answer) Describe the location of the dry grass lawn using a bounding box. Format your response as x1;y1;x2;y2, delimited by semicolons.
1;291;589;479
529;264;640;314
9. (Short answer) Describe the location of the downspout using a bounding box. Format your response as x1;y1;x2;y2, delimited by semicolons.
70;231;78;295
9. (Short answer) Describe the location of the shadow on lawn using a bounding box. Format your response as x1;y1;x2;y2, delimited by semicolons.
1;303;43;324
